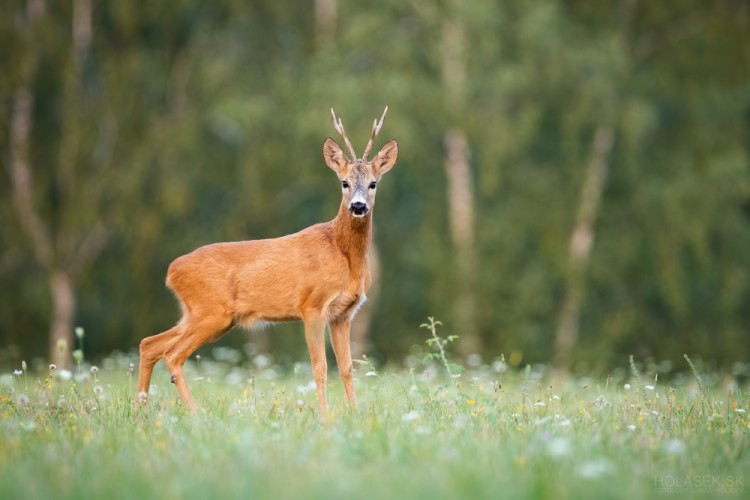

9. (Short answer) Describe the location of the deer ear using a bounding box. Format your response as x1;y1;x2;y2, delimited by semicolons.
372;139;398;176
323;138;347;173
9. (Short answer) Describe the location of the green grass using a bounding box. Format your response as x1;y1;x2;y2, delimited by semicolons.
0;353;748;499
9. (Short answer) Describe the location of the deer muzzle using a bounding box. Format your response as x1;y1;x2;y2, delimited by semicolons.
349;201;368;217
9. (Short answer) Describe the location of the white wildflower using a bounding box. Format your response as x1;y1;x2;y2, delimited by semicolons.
295;381;316;395
594;395;610;408
554;414;571;427
466;353;481;367
402;410;420;422
492;360;507;373
547;437;573;458
663;439;687;455
253;354;271;369
577;459;613;479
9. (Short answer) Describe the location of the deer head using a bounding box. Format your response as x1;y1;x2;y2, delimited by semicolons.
323;107;399;218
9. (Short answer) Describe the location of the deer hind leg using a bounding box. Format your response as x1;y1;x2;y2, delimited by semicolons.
330;317;357;408
138;326;181;403
303;314;328;415
161;313;232;411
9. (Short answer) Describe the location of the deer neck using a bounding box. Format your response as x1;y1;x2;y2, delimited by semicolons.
331;201;372;271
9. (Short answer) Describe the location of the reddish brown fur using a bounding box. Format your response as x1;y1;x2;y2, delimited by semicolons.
137;112;398;414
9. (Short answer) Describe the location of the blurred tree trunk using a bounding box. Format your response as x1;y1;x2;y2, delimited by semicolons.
8;0;74;366
553;124;615;370
314;0;337;45
441;9;478;356
11;83;77;365
8;0;108;366
553;0;635;371
49;270;76;364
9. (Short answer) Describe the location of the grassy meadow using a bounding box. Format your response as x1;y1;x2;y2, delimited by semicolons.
1;332;748;499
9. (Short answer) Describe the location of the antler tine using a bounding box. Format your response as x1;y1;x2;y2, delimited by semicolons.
330;108;357;161
362;106;389;162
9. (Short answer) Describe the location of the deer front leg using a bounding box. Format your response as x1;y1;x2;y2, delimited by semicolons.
303;315;328;415
330;317;357;408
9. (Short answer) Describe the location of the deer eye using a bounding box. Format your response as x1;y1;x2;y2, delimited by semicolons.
369;181;377;190
342;181;349;189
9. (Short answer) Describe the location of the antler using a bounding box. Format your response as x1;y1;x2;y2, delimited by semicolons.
362;106;388;162
330;108;357;161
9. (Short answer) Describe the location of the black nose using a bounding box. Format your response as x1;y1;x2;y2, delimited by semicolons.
350;201;368;215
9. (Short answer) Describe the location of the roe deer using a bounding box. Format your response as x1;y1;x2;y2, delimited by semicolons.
137;107;398;413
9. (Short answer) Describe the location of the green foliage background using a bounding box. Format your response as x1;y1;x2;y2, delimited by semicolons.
1;0;749;370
